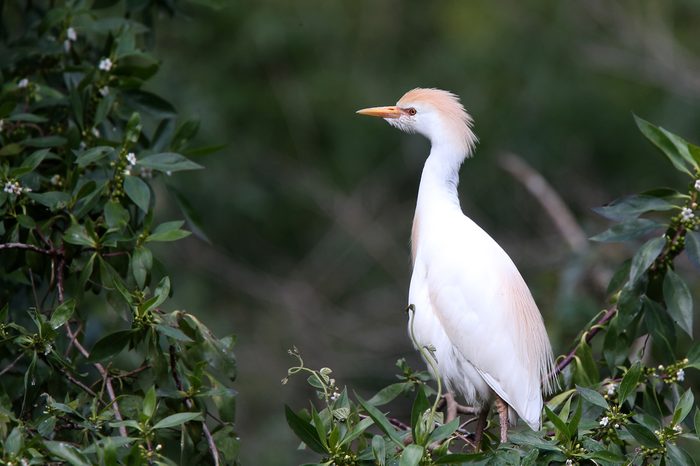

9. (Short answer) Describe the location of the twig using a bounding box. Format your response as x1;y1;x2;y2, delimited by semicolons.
169;346;220;466
552;305;618;377
0;353;25;377
499;153;609;292
0;242;53;255
65;322;127;437
56;249;65;304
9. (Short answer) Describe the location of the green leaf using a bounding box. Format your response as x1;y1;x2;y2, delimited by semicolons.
311;407;329;452
544;405;570;443
284;405;329;454
146;220;191;242
123;175;150;212
426;417;459;445
695;407;700;437
143;386;156;420
7;112;48;123
587;450;627;462
27;191;71;210
590;218;661;243
131;246;152;289
339;416;374;447
104;201;129;229
152;411;202;429
89;330;134;361
356;394;404;449
122;90;176;119
433;453;487;464
5;427;22;455
75;146;114;168
618;363;643;403
50;299;75;329
672;389;694;425
663;268;693;337
629;236;665;283
576;385;608;410
410;384;430;443
626;423;661;448
368;382;411;406
156;324;193;342
635;115;696;175
138;152;203;173
372;435;386;466
45;441;91;466
63;223;97;247
593;195;677;221
686;230;700;270
665;443;695;466
399;444;424;466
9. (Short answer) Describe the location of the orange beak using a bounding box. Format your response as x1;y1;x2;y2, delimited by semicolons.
356;106;402;119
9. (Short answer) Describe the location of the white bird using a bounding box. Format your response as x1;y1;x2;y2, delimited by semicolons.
357;88;556;446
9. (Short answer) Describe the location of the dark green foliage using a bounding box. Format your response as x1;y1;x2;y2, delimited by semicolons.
0;1;237;464
285;120;700;464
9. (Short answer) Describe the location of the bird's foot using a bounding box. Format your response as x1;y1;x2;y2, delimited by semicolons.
494;396;509;443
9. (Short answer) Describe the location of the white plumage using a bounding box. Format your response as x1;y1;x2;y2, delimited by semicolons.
358;88;555;442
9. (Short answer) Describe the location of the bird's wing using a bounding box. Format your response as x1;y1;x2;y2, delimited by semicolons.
423;218;555;430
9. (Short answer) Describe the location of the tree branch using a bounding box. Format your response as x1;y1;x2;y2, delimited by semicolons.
552;305;618;377
0;242;53;255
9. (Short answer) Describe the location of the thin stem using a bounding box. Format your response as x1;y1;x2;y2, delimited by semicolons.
0;242;53;255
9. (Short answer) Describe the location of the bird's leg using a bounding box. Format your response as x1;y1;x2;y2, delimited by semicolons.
494;396;509;443
472;408;489;452
443;392;458;423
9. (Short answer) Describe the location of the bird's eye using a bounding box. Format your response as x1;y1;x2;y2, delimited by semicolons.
406;108;417;116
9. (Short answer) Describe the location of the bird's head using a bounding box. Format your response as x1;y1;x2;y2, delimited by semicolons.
357;88;477;158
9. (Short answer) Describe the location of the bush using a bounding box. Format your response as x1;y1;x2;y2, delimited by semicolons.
0;2;237;465
284;118;700;464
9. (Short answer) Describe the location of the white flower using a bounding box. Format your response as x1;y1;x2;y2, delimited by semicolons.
67;27;77;41
166;170;172;176
50;174;61;186
98;57;113;71
63;39;71;52
695;179;700;191
677;369;685;382
0;119;4;132
91;127;100;137
18;78;29;88
123;168;131;176
614;423;620;429
565;460;573;466
3;180;22;195
681;207;695;221
140;167;153;179
674;424;683;433
606;384;616;396
79;141;87;150
330;391;340;402
126;152;137;166
98;86;110;97
44;344;52;355
22;186;32;193
599;416;609;427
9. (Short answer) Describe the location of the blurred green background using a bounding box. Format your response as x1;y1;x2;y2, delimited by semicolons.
145;1;699;463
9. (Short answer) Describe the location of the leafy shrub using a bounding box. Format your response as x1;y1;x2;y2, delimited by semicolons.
285;118;700;465
0;1;237;465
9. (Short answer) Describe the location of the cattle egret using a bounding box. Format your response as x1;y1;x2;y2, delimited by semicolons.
357;88;556;446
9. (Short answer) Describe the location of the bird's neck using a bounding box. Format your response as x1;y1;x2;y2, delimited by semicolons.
416;144;466;211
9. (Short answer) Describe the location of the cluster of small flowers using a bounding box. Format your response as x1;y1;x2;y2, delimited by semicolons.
64;26;77;51
50;174;62;186
695;179;700;192
124;152;138;175
680;206;695;221
648;359;689;384
99;57;113;72
4;180;23;195
603;382;616;399
596;405;630;443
